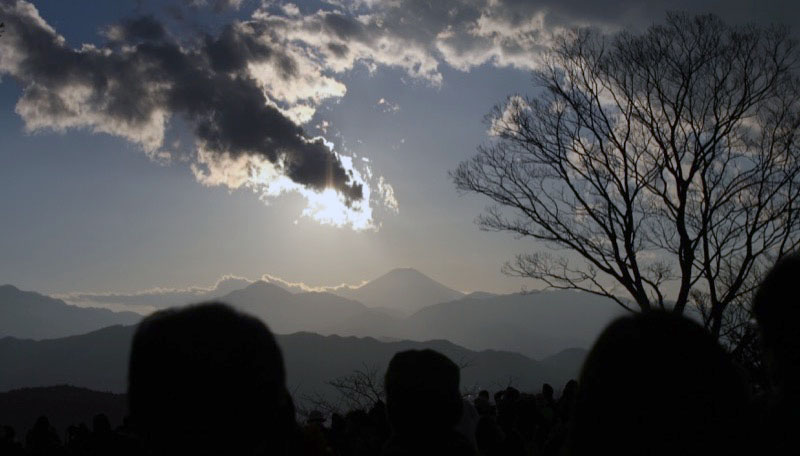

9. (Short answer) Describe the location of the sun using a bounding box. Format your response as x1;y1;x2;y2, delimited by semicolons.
301;188;374;230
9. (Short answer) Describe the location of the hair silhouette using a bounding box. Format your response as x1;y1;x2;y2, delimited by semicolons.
382;349;475;455
569;311;751;456
127;302;294;456
752;253;800;452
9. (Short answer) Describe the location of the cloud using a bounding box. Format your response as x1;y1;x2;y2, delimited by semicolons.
56;275;255;313
259;272;366;294
247;0;592;88
0;1;394;229
378;176;399;213
377;98;400;113
259;0;800;87
57;272;371;313
9;1;790;231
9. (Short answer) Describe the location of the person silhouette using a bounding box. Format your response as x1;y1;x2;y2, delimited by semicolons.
752;253;800;452
0;425;24;456
473;390;493;416
127;303;295;456
556;379;577;423
25;416;61;456
382;349;476;456
569;311;751;456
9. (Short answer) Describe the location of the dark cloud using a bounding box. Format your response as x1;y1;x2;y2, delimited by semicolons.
0;1;362;203
254;0;800;85
110;15;167;42
321;12;366;41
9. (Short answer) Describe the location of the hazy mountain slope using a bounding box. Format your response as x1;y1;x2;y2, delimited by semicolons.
324;290;624;359
0;386;127;436
280;332;560;401
218;269;621;359
332;268;464;314
401;291;624;359
464;291;498;299
0;285;141;340
540;348;589;384
0;325;134;392
220;281;371;334
317;307;402;338
0;324;580;403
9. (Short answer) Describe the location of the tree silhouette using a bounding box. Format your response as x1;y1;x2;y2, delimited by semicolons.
453;13;800;338
301;363;386;416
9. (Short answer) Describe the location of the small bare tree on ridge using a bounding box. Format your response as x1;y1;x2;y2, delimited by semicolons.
453;13;800;341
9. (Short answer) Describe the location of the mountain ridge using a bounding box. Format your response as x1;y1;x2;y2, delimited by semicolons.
0;285;141;340
0;324;585;404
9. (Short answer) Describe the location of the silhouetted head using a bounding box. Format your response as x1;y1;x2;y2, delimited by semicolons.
473;390;493;416
92;414;111;434
570;311;750;456
1;425;14;442
541;383;554;401
753;253;800;390
384;349;462;435
128;303;293;456
496;387;520;425
33;416;50;430
562;379;578;397
493;391;503;404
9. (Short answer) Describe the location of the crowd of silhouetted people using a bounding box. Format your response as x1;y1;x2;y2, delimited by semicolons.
2;254;799;455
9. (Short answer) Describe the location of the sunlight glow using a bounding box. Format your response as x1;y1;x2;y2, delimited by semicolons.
192;144;392;231
258;154;377;231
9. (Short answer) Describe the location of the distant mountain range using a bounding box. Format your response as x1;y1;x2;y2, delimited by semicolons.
215;280;622;359
1;268;625;358
0;285;141;339
0;325;586;406
220;281;372;335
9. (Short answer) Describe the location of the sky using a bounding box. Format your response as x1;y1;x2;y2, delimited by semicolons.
1;0;798;301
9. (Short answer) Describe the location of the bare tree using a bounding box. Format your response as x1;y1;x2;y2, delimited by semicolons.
453;13;800;338
327;363;385;410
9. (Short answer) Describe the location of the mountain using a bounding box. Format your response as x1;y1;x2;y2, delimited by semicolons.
0;324;583;404
0;385;127;437
325;290;624;359
217;279;622;359
464;291;498;300
282;333;555;401
541;348;589;384
0;285;141;340
332;268;465;315
219;281;380;334
402;290;623;359
1;277;621;361
0;325;134;393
